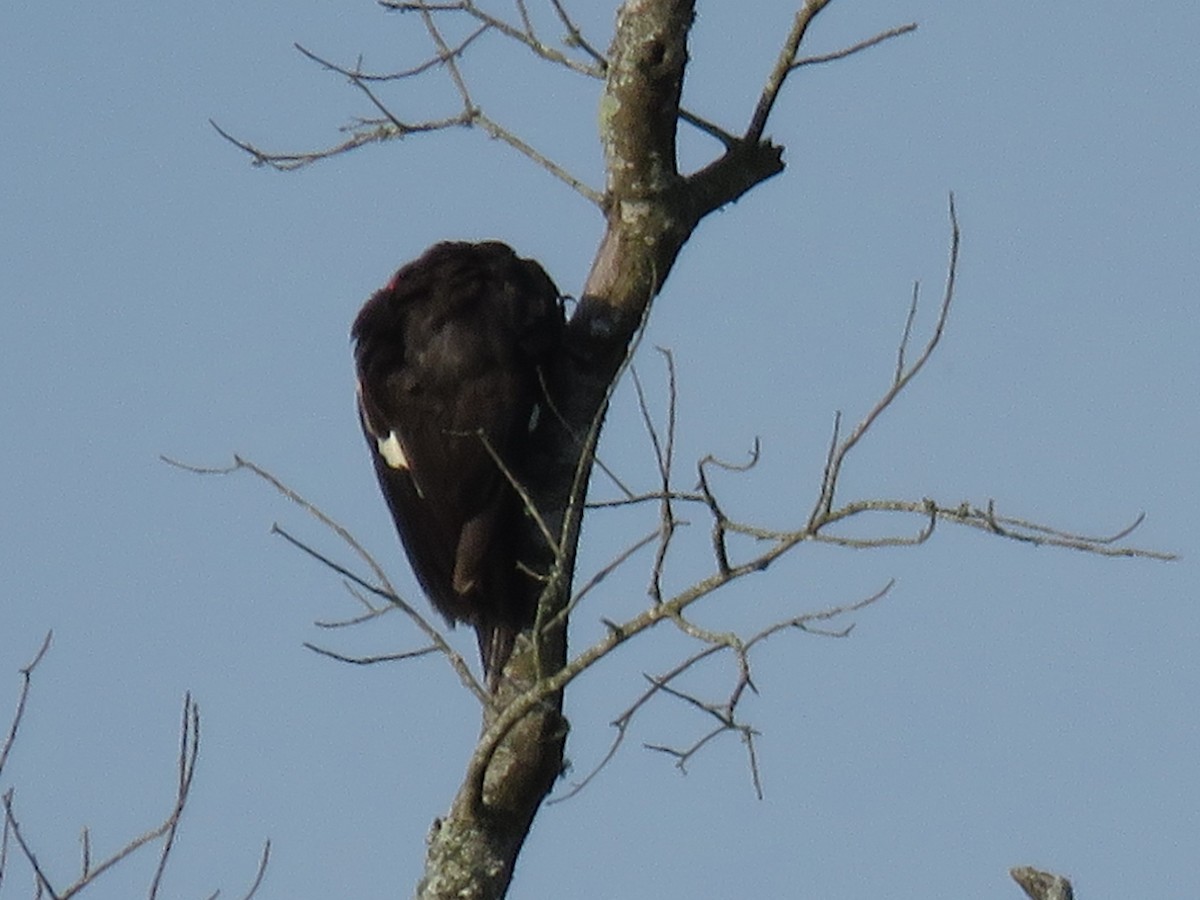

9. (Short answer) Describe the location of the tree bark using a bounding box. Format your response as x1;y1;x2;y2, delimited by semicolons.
417;2;792;895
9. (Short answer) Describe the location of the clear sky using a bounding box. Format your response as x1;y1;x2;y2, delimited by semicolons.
2;2;1197;898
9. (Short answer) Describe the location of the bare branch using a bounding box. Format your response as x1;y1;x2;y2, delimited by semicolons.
648;349;680;604
238;841;272;900
550;0;608;70
384;0;463;8
294;27;486;83
313;582;394;628
480;190;1164;803
514;0;534;42
2;789;59;899
162;454;396;597
381;0;605;77
147;695;200;900
550;642;724;804
473;111;604;205
747;1;835;144
586;488;705;510
314;604;390;629
696;440;762;576
210;116;469;172
399;7;605;202
729;495;1173;561
696;456;733;577
294;47;459;143
270;524;487;701
809;193;959;528
645;717;763;798
414;3;474;109
630;366;668;491
4;683;271;898
162;455;488;702
303;643;441;665
0;631;52;781
630;348;681;603
570;529;660;610
679;108;739;148
218;4;604;197
894;281;920;383
791;22;918;70
1;695;214;899
475;429;561;557
558;583;893;801
748;9;915;144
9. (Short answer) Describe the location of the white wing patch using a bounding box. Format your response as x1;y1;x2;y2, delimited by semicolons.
357;378;423;496
376;430;409;470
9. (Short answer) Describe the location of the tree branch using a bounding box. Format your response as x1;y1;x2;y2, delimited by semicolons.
791;22;917;70
0;632;52;782
811;193;959;528
162;455;489;703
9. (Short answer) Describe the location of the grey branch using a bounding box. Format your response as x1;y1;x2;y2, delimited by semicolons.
1;691;270;899
812;194;959;528
791;22;917;70
549;192;1170;796
216;0;603;203
161;454;489;703
380;0;605;77
0;631;51;781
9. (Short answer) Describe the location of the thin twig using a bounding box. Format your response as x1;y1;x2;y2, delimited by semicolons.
679;108;739;148
790;22;918;69
3;789;59;898
271;524;487;700
210;116;467;172
303;643;440;665
895;281;919;384
810;193;959;528
148;695;200;899
0;632;52;780
239;841;272;900
162;455;488;702
557;583;892;802
747;1;834;143
570;529;660;610
473;111;603;205
382;0;605;77
294;26;487;82
3;695;208;899
475;430;560;556
162;455;395;593
550;0;607;70
647;350;679;604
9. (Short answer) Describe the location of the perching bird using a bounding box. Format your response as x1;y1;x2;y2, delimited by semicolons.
352;241;563;685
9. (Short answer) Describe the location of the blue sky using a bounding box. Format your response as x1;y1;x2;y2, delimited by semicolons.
2;2;1197;897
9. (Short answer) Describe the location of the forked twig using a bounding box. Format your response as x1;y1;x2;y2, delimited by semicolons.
791;22;918;69
161;455;488;702
1;695;247;899
550;186;1170;797
810;193;959;528
556;582;893;802
382;0;605;78
748;7;915;143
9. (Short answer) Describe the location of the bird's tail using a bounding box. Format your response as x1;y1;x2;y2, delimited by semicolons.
478;621;518;691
